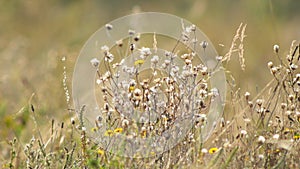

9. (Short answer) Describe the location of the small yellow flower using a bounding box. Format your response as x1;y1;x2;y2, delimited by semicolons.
209;147;218;154
284;128;293;133
134;59;145;66
97;149;105;156
141;130;147;138
129;86;135;92
91;127;98;132
114;128;123;134
274;149;280;154
293;133;300;140
104;130;114;136
162;116;168;122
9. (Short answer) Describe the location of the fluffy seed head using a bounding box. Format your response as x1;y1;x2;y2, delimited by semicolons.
273;44;279;53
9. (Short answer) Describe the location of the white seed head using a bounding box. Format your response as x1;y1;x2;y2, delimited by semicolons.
288;94;294;101
130;43;135;51
290;64;298;70
71;117;75;125
116;39;123;47
164;59;171;65
201;148;208;154
181;53;189;59
185;59;192;65
139;47;151;58
296;111;300;117
258;154;264;159
267;61;273;68
122;119;129;127
200;41;208;49
244;118;251;123
105;24;113;30
273;44;279;53
128;29;135;36
97;115;102;122
248;101;253;108
134;88;142;96
256;99;263;106
101;45;109;52
165;51;172;57
105;53;114;63
271;67;278;74
258;136;266;143
90;58;100;67
151;55;159;64
216;55;223;61
190;24;196;31
134;33;140;41
273;134;280;139
240;130;247;135
96;79;102;85
281;103;287;109
285;110;292;116
210;88;219;97
245;92;250;100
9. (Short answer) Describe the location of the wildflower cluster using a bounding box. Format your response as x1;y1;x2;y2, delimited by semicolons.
89;24;220;157
193;41;300;169
207;42;300;168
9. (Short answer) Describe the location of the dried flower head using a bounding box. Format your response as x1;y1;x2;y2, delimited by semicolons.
201;148;208;154
105;23;113;30
200;41;208;49
258;136;266;143
116;39;123;47
273;44;279;53
216;55;223;61
256;99;263;106
128;29;135;36
90;58;100;68
240;130;247;135
267;61;273;68
139;47;151;59
71;117;75;125
273;134;280;139
245;92;250;100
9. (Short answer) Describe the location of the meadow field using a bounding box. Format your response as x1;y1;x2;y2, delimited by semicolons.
0;0;299;168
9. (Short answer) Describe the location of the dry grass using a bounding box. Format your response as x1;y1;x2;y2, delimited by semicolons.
1;18;299;169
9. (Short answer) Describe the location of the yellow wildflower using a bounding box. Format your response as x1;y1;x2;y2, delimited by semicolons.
284;128;293;134
129;86;135;92
104;130;114;136
141;130;147;138
274;149;280;154
114;128;123;134
97;149;105;156
294;133;300;140
134;59;145;66
91;127;98;132
162;116;168;122
209;147;218;154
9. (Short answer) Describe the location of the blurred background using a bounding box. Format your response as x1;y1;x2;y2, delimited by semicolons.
0;0;299;139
